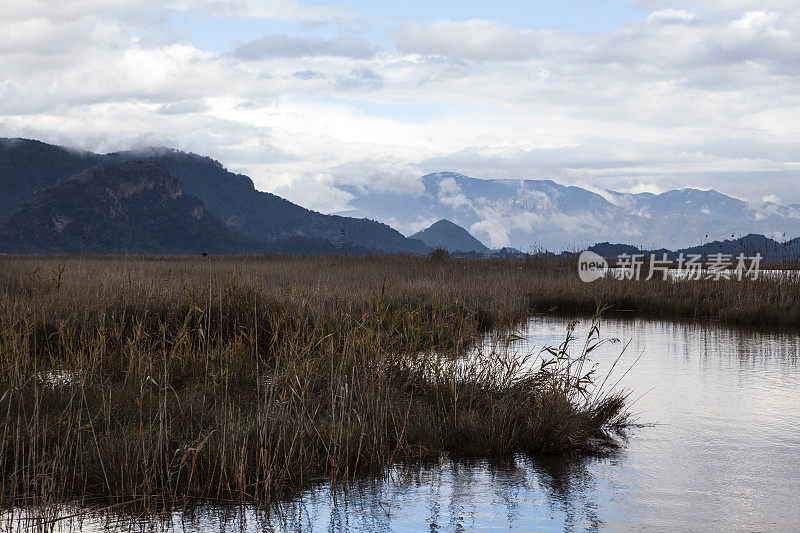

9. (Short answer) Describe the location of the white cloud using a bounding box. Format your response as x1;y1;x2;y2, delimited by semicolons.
647;9;698;23
0;0;159;21
3;0;800;215
631;1;799;16
438;177;461;195
273;174;355;213
623;183;664;195
470;219;510;248
234;35;375;59
170;0;354;24
440;193;473;211
393;19;538;60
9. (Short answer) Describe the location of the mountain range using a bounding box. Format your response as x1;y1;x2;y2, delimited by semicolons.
585;233;800;263
3;138;800;257
334;172;800;252
0;138;427;255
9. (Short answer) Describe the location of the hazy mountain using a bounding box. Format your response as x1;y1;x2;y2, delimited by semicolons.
581;234;800;262
410;219;489;254
0;138;428;255
335;172;800;251
0;162;243;254
675;234;800;261
7;138;799;256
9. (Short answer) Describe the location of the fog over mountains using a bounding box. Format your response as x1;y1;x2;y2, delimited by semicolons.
335;172;800;252
3;138;800;256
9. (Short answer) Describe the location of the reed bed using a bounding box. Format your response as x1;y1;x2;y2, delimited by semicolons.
2;250;797;523
0;254;629;522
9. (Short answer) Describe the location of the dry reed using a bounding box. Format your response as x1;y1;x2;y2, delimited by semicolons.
7;251;779;521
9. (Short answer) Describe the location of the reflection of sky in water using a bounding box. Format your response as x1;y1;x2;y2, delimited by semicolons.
14;317;800;532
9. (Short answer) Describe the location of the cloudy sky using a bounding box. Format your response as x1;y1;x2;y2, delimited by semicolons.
3;0;800;212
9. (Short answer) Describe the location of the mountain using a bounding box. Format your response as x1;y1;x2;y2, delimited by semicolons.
580;234;800;262
587;242;643;258
410;219;489;253
0;138;428;254
0;162;243;254
0;138;103;218
675;234;800;261
7;138;799;255
334;172;800;251
105;148;427;253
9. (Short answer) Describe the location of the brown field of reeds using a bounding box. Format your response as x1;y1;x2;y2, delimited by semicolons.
0;252;797;517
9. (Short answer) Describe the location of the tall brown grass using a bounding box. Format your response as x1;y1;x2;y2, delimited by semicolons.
3;249;796;523
0;254;630;522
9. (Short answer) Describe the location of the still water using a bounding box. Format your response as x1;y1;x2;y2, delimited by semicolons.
33;316;800;532
264;316;800;532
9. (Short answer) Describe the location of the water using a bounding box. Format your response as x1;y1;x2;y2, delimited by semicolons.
15;317;800;532
263;316;800;532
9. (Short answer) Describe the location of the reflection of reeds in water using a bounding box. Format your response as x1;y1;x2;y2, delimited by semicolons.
0;255;627;527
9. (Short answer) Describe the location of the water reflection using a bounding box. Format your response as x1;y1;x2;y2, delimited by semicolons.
262;316;800;532
11;454;625;532
8;316;800;532
258;452;622;533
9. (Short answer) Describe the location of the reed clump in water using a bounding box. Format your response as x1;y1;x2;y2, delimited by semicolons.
0;255;626;512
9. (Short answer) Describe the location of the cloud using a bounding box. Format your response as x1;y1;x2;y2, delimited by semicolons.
158;100;208;114
3;0;800;217
0;17;117;56
336;67;383;90
273;174;355;213
438;177;461;195
630;1;799;16
292;69;325;80
587;7;800;78
171;0;354;24
393;19;538;60
234;35;375;60
646;9;698;23
0;0;160;22
621;183;664;195
470;219;510;248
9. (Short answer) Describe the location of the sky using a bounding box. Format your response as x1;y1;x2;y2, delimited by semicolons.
3;0;800;213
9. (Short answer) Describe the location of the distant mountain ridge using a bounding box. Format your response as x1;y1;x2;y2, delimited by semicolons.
0;138;428;255
585;233;800;262
4;138;800;257
0;162;243;254
410;219;489;253
335;171;800;251
674;234;800;261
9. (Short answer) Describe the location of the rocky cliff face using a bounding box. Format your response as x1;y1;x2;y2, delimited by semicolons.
0;162;243;254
